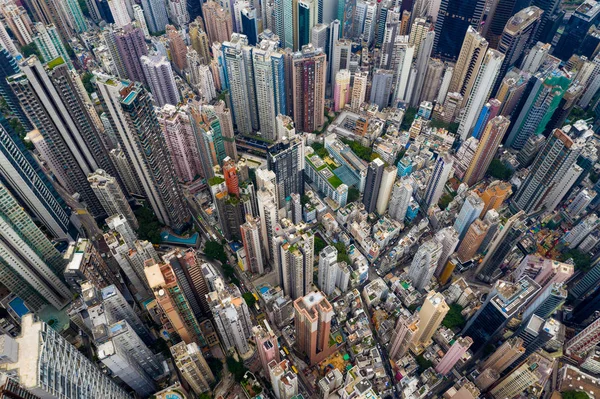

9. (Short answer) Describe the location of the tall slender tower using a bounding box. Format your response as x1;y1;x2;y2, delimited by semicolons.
448;26;489;105
171;342;215;395
294;291;335;365
410;291;449;353
241;215;265;274
407;239;443;291
88;169;138;229
433;0;486;60
141;55;180;107
362;158;385;214
435;336;473;375
423;153;454;209
463;116;510;186
291;44;326;132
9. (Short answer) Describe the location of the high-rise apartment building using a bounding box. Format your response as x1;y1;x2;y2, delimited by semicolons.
241;215;265;274
463;116;510;186
269;359;298;399
456;219;489;262
291;44;326;132
351;71;368;110
141;0;168;34
490;353;554;399
207;283;253;355
107;0;130;26
565;316;600;357
480;337;525;374
276;222;314;299
32;23;71;68
318;246;338;296
422;153;453;209
433;0;485;60
388;313;420;360
389;178;413;222
407;239;443;291
294;291;336;365
362;158;384;214
0;315;132;399
512;129;582;214
255;323;280;375
334;69;351;111
166;25;187;71
114;25;148;85
203;1;233;44
453;192;485;239
435;336;473;375
0;183;71;311
171;342;215;395
141;55;180;107
410;291;449;354
267;137;305;206
95;77;190;231
478;181;512;216
89;169;138;229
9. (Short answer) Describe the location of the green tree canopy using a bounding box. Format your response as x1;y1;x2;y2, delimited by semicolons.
81;72;95;94
21;43;41;58
134;206;163;243
562;391;590;399
442;303;466;329
226;356;248;382
347;187;360;203
314;235;326;254
204;240;227;263
486;159;513;180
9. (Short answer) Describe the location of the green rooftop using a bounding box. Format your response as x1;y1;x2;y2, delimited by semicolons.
208;176;225;186
46;56;65;70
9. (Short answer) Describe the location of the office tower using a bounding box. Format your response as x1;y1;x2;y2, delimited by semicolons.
480;337;525;373
463;277;540;352
294;292;335;365
512;129;582;214
493;7;543;94
108;0;130;26
0;20;18;55
291;44;326;132
409;30;435;107
141;0;168;33
32;24;70;68
351;71;368;110
554;0;600;61
114;25;148;84
334;69;350;111
448;28;488;99
241;215;265;274
312;23;329;51
9;57;116;218
141;55;180;107
423;154;453;209
189;18;210;63
298;0;316;48
0;183;71;311
96;78;190;231
490;353;553;399
411;292;449;353
566;189;595;219
269;359;298;399
252;40;286;141
505;72;570;150
88;169;138;229
0;49;31;130
562;213;600;248
572;259;600;298
522;282;567;321
267;137;305;206
330;39;352;83
203;1;233;44
0;118;71;240
479;181;512;217
361;158;384;214
389;178;413;222
388;313;420;360
207;284;253;355
318;246;338;296
407;239;443;291
222;34;257;135
435;336;473;375
456;219;489;262
239;6;257;45
454;192;484;239
433;0;485;60
156;105;203;183
1;315;132;398
457;49;504;140
145;259;205;346
171;342;215;395
463;116;510;186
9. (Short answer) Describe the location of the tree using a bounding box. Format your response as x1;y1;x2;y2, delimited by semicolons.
486;159;513;180
242;292;256;307
400;107;418;131
442;303;466;329
134;206;163;243
314;235;326;254
415;354;433;373
561;249;592;272
590;169;599;184
226;356;247;382
206;357;224;381
438;193;454;210
348;187;360;203
204;241;227;263
340;138;374;162
21;43;41;58
81;72;95;94
562;391;590;399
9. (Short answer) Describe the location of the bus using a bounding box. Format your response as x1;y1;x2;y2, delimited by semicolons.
283;346;290;355
291;365;298;374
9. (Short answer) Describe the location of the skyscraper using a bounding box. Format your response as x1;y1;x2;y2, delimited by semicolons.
318;245;338;296
388;313;420;360
294;291;336;365
456;49;504;140
276;223;314;299
376;165;398;215
141;55;180;107
0;183;71;311
95;77;190;232
171;342;215;395
453;192;484;239
490;353;554;399
463;116;510;186
407;239;443;291
351;71;368;110
203;1;233;45
433;0;486;60
480;337;525;374
166;25;188;71
462;277;540;352
267;137;305;206
241;215;265;274
554;0;600;60
141;0;168;34
0;315;132;398
511;129;582;214
456;219;489;262
389;178;413;222
435;336;473;375
9;56;115;218
207;283;253;355
410;291;449;353
0;48;31;130
89;169;138;229
369;69;394;109
107;0;130;26
362;158;385;214
0;118;72;240
334;69;351;111
422;153;454;209
291;44;326;132
114;25;148;85
448;27;488;103
255;323;280;375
